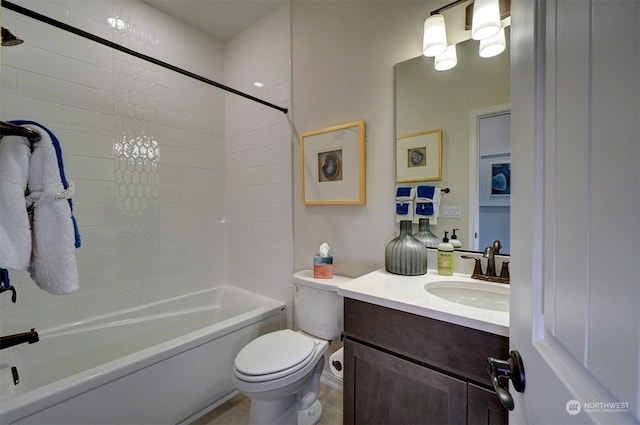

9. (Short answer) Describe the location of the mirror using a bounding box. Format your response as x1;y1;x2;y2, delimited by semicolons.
395;28;510;253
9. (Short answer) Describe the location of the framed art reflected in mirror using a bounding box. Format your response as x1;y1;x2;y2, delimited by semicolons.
396;129;442;182
300;120;365;205
480;154;511;206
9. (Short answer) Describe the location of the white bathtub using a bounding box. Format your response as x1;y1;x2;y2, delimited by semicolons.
0;286;286;425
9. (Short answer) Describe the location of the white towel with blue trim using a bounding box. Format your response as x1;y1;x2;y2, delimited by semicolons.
0;134;32;272
25;123;79;295
396;186;415;222
414;185;441;225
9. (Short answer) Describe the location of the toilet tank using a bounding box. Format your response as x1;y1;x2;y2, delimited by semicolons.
293;270;352;340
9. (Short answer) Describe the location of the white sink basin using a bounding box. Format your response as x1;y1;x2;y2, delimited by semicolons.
424;280;509;312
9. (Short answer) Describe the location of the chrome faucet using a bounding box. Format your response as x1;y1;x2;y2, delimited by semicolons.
462;240;509;284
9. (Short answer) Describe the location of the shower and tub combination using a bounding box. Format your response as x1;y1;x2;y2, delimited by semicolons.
0;286;286;424
0;3;293;424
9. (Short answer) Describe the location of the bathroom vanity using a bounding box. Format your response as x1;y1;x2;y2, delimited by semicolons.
338;269;509;425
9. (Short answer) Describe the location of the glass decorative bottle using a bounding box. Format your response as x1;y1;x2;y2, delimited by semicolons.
413;218;440;248
385;220;427;275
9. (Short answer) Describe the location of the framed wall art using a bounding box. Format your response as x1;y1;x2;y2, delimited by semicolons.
396;129;442;182
479;154;511;206
300;120;366;205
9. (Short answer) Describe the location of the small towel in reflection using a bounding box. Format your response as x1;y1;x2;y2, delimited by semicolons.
396;186;415;222
415;185;441;223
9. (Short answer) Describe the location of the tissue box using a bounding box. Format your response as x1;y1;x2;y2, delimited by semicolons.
313;255;333;279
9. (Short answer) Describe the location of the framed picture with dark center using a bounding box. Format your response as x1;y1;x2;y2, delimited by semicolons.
480;154;511;206
300;120;365;205
396;129;442;182
318;150;342;182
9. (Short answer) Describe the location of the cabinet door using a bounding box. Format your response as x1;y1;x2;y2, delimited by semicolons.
344;339;467;425
467;384;508;425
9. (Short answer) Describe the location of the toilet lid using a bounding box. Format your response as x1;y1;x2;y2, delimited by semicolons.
234;329;316;378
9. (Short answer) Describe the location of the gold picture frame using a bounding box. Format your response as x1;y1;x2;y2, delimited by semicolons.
396;129;442;182
300;120;366;205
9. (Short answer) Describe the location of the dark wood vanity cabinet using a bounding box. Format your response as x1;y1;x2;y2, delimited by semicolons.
343;298;509;425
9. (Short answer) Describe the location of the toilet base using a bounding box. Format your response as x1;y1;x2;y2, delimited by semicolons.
248;395;297;425
297;399;323;425
247;397;323;425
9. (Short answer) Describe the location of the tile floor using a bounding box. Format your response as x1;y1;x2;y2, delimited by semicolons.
191;383;342;425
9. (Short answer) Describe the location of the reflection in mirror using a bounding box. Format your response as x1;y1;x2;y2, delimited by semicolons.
472;105;510;252
395;28;510;253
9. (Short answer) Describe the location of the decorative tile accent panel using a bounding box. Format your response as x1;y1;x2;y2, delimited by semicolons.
111;3;161;308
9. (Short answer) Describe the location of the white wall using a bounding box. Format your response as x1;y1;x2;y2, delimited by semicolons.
224;3;294;322
0;0;227;332
292;1;450;278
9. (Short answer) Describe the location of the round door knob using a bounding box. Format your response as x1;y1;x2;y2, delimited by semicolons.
487;350;526;410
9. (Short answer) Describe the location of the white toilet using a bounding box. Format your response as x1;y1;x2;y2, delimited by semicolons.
232;270;351;425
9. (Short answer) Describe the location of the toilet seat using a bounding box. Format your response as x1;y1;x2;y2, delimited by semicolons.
234;330;316;382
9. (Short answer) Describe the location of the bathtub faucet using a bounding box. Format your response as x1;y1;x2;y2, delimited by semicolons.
0;285;17;303
0;328;39;350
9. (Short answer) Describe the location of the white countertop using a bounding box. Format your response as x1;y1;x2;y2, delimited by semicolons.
337;268;509;337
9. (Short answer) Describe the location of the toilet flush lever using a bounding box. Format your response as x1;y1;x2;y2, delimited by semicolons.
487;351;526;411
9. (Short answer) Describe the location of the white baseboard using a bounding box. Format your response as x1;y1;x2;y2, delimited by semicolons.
320;370;343;392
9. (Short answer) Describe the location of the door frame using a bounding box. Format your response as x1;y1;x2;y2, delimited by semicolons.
468;103;511;251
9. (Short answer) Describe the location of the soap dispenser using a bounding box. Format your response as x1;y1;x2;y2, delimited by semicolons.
437;231;454;276
450;229;462;250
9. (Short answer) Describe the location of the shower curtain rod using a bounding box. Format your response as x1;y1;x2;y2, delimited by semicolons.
1;0;288;115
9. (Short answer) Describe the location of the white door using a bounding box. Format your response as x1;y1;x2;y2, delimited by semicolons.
508;1;639;424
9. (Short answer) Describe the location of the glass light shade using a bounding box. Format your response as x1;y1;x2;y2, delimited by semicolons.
479;28;506;57
471;0;501;40
423;14;447;57
434;44;457;71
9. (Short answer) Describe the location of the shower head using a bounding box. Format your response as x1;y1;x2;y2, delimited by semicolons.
2;27;24;46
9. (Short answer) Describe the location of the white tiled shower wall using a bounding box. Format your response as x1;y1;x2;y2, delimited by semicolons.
0;0;293;334
224;4;293;312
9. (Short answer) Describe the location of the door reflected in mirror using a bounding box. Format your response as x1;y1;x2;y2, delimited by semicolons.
395;28;510;253
474;107;510;253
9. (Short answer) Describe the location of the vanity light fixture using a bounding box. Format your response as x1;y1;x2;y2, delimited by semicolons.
470;0;501;40
422;0;510;71
422;14;448;57
479;27;506;57
434;44;458;71
423;0;469;57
